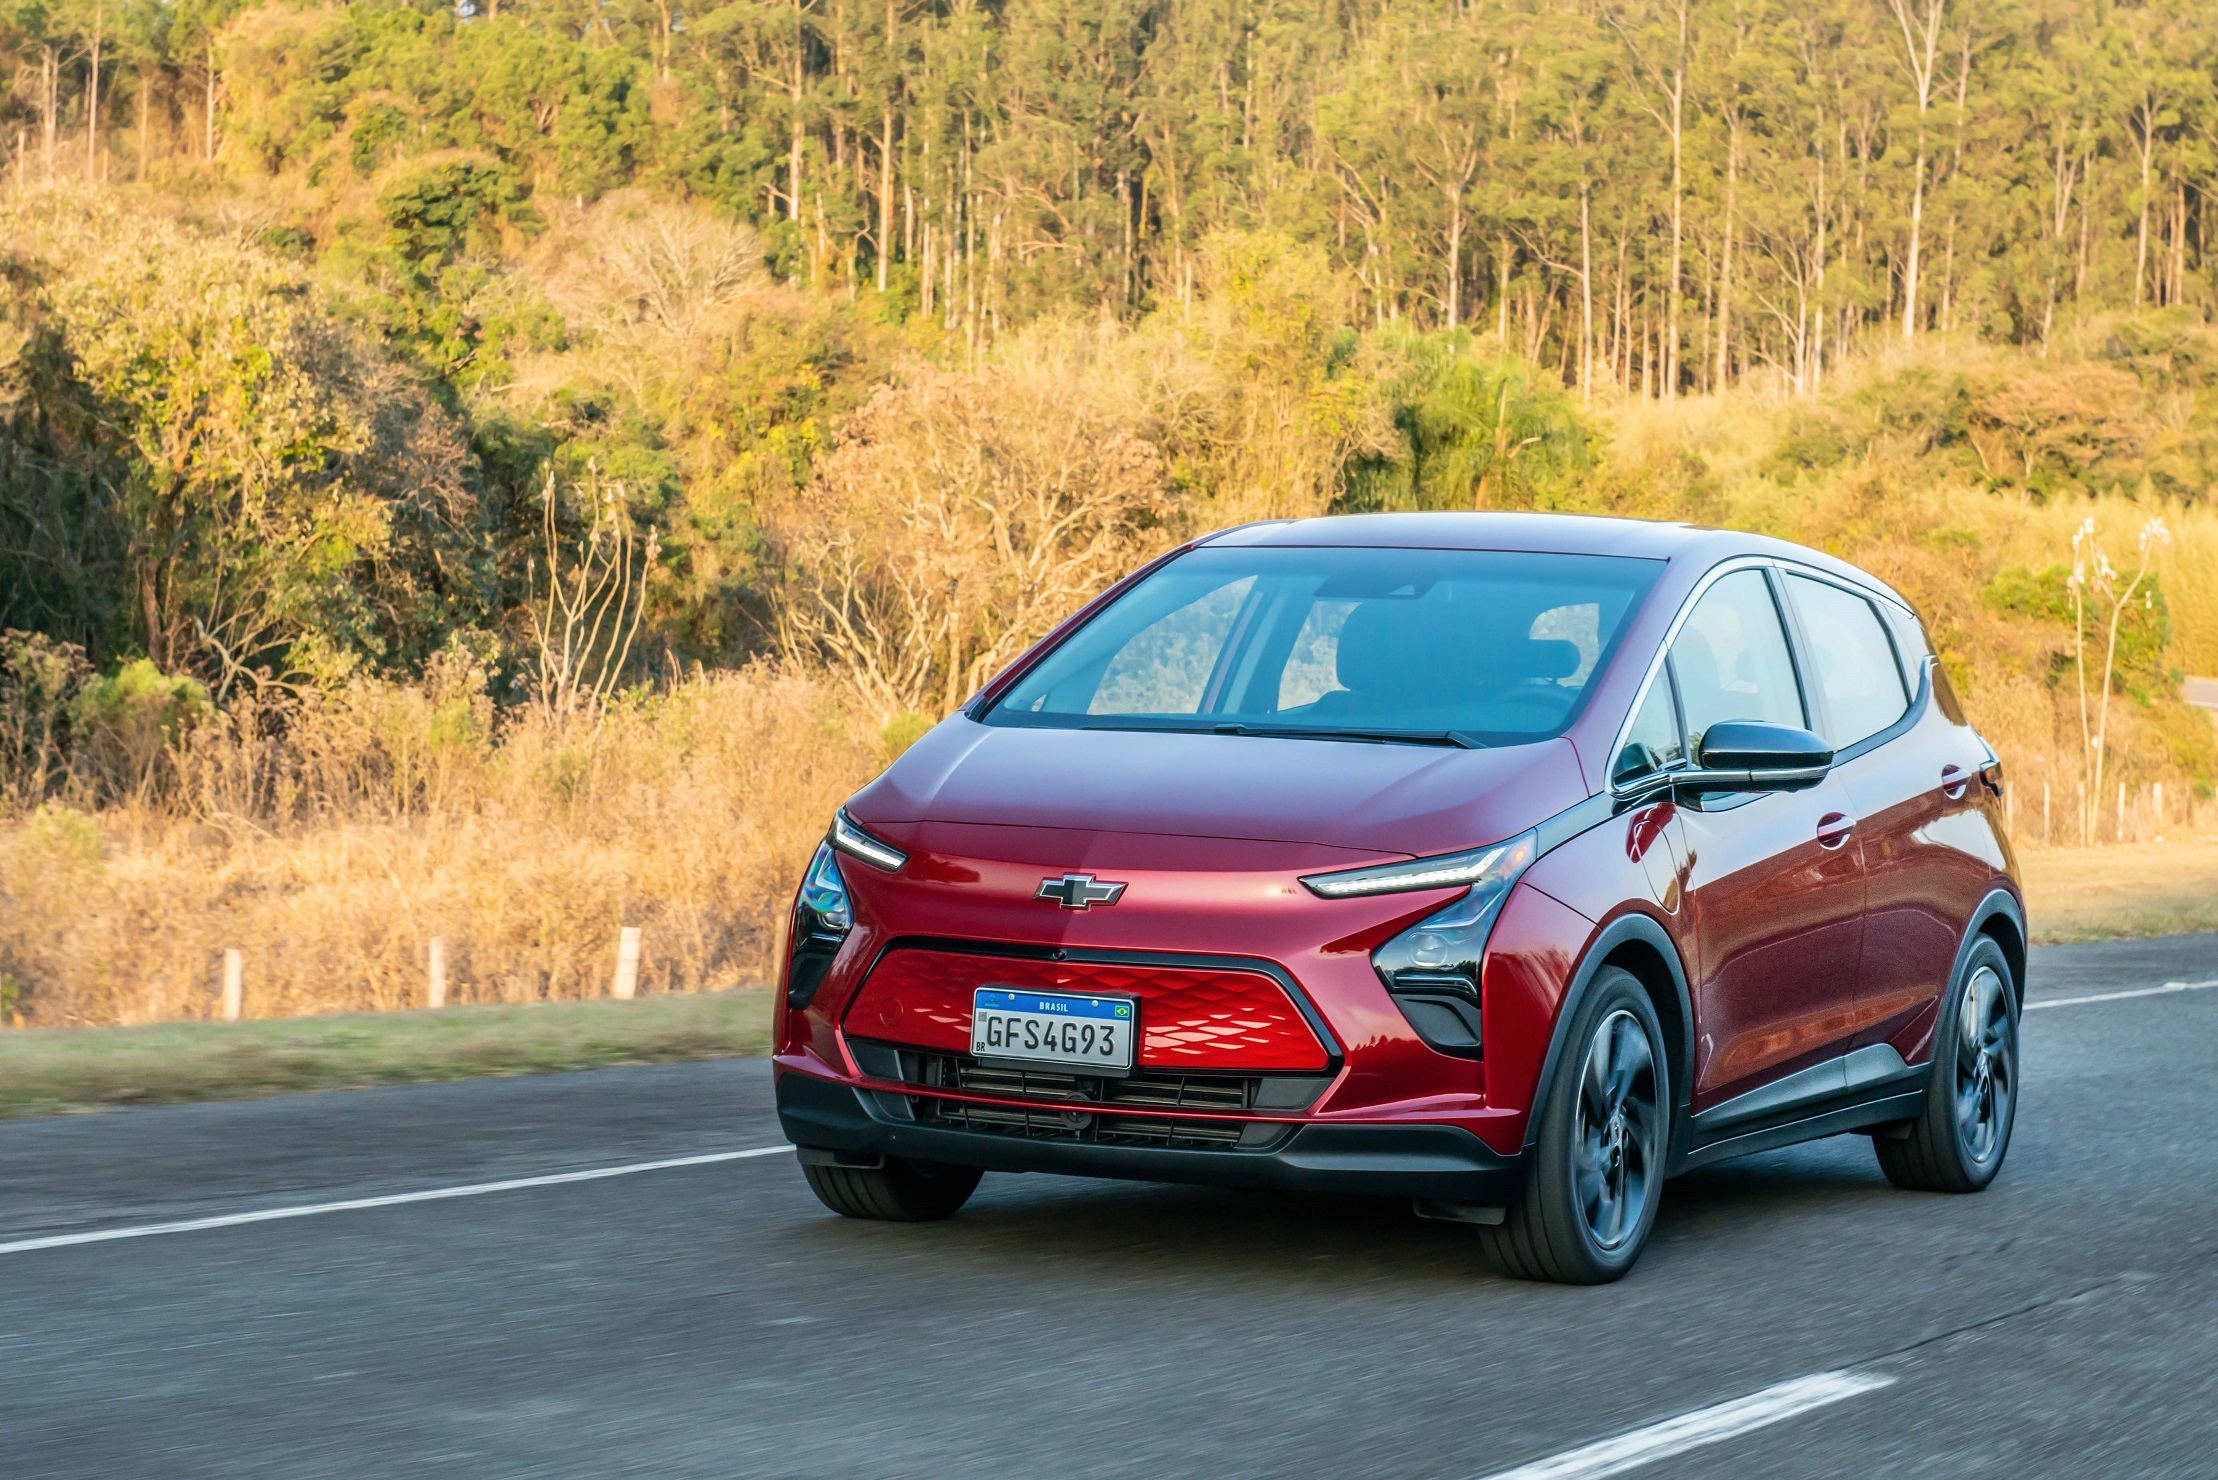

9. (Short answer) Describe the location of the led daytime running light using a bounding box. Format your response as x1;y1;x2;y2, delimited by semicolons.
1300;834;1534;899
830;810;908;872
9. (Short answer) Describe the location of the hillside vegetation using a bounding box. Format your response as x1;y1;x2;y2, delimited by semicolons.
1;0;2216;1026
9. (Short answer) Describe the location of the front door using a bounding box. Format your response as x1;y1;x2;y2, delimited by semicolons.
1666;568;1868;1116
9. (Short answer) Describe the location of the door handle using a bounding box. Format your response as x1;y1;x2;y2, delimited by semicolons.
1940;765;1970;800
1816;812;1855;849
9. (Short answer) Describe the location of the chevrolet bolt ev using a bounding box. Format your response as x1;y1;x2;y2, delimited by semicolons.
774;514;2023;1283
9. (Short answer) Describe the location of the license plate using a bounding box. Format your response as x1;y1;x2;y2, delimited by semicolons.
970;989;1136;1073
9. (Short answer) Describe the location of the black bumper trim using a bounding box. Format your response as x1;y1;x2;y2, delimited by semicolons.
777;1069;1523;1202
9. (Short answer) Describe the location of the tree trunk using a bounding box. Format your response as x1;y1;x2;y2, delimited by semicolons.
1578;182;1594;402
85;10;101;180
1886;0;1946;340
876;102;895;292
787;0;807;223
1665;15;1685;398
1715;116;1737;391
41;48;57;172
2133;105;2155;308
1903;145;1928;337
1445;191;1463;329
1495;234;1509;343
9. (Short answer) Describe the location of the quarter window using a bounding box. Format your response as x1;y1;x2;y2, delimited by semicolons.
1613;675;1686;785
1668;569;1805;752
1786;574;1909;748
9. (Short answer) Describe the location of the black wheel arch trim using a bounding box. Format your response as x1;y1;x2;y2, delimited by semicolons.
1959;887;2029;1015
1518;908;1696;1159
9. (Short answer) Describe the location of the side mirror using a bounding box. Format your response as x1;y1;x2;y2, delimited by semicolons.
1691;721;1834;792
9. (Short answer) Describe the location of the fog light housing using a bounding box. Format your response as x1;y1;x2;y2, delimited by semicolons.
1369;831;1537;1057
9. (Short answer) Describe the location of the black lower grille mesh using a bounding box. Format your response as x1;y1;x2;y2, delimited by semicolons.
859;1046;1324;1151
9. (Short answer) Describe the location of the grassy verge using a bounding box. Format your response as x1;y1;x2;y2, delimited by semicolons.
0;990;774;1120
2019;841;2218;945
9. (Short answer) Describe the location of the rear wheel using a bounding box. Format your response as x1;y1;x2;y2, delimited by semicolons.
1874;937;2018;1193
801;1157;984;1221
1479;968;1669;1284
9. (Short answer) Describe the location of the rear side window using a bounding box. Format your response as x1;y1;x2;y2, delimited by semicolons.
1668;570;1805;750
1786;574;1909;748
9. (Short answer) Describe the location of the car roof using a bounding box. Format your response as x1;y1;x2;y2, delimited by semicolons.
1200;512;1910;610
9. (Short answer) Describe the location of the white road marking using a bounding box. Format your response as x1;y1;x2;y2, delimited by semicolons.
2026;978;2218;1011
0;1145;794;1256
0;971;2200;1260
1477;1370;1895;1480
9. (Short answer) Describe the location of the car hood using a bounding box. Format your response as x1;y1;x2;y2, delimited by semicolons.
847;717;1590;858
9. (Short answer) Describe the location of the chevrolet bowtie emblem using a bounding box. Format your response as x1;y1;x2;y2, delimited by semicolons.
1036;873;1127;910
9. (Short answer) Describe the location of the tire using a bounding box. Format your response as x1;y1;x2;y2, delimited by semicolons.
1479;967;1670;1284
801;1156;984;1222
1875;936;2019;1194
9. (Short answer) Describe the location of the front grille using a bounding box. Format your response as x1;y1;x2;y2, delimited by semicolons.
854;1043;1327;1152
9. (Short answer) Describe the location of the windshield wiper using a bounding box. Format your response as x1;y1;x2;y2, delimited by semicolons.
1077;720;1487;748
1214;724;1488;749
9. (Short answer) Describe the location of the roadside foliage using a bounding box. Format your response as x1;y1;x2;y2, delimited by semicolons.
1;0;2216;1025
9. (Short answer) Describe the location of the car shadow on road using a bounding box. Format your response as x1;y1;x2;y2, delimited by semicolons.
768;1137;1910;1290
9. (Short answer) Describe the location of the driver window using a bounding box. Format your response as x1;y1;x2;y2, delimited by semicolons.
1669;570;1805;753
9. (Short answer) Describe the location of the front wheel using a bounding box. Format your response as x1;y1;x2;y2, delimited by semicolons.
801;1156;984;1221
1478;967;1669;1284
1874;936;2019;1193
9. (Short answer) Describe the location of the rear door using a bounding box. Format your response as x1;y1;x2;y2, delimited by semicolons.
1665;567;1868;1116
1780;572;1987;1052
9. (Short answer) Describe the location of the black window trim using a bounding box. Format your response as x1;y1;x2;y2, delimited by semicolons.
1774;563;1923;765
1607;553;1923;801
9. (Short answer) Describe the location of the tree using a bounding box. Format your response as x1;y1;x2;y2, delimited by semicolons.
19;200;483;689
1881;0;1947;339
1609;0;1694;397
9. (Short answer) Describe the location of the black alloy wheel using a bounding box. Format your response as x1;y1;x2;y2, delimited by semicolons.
1479;967;1669;1284
1875;935;2019;1193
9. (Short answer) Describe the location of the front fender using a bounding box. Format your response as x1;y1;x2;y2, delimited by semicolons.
1513;906;1696;1161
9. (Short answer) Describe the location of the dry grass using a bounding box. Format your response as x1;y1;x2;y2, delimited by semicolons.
0;990;774;1119
1595;352;2218;825
0;664;880;1027
2019;841;2218;945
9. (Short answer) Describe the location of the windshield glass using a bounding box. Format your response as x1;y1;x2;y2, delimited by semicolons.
986;546;1662;745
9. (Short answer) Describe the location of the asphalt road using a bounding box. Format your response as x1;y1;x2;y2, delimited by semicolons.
3;935;2215;1479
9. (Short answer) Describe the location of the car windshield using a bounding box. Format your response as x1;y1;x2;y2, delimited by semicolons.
985;546;1662;746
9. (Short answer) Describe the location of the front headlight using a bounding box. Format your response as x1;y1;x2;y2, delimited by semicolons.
798;840;853;931
1361;831;1538;1057
786;838;855;1009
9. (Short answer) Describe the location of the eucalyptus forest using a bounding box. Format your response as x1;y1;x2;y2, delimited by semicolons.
10;0;2214;378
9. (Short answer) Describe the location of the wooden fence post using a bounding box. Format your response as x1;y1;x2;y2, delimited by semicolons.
427;936;448;1009
612;926;642;1000
221;949;243;1022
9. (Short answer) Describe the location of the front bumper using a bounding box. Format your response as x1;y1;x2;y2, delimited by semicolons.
777;1068;1525;1202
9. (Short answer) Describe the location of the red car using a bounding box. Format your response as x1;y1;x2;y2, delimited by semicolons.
774;513;2024;1282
